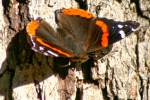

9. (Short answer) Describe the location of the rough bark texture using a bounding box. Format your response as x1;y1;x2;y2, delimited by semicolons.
0;0;150;100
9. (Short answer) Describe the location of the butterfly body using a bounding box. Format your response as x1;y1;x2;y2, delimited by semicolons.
26;8;140;63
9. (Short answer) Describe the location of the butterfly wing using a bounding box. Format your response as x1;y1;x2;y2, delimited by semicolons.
87;18;140;49
26;18;75;57
55;8;95;58
100;18;140;44
86;18;139;59
109;21;140;44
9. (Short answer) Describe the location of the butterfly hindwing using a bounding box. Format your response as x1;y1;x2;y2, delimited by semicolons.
26;18;75;57
29;37;59;57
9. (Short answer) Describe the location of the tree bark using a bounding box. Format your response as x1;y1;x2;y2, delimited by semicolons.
0;0;150;100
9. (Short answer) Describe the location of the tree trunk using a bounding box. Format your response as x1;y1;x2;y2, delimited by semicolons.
0;0;150;100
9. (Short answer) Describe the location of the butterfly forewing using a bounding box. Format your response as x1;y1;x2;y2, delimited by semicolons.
96;18;140;45
55;9;95;56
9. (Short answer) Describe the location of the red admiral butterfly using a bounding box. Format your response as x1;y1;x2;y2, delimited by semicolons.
26;8;139;62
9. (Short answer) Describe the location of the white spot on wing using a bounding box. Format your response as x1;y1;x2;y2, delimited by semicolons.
31;37;36;47
47;50;59;57
119;30;126;38
32;42;36;48
131;28;136;31
43;52;49;56
117;24;123;28
31;47;38;52
39;46;44;51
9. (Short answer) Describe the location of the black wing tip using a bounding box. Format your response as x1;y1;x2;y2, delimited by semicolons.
133;21;140;28
127;21;140;29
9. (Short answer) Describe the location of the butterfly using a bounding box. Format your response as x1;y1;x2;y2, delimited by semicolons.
26;8;140;63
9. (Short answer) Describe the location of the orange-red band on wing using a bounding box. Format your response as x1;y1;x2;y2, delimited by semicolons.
63;8;94;19
26;20;40;36
96;20;109;48
36;38;74;57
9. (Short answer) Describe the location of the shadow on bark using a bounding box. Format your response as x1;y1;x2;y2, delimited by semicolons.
0;30;54;96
